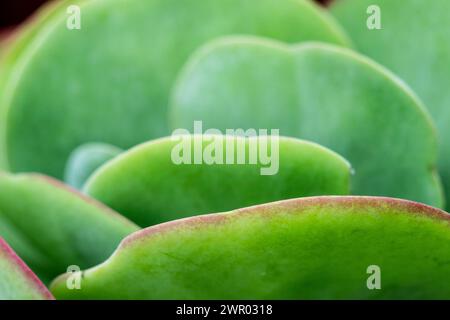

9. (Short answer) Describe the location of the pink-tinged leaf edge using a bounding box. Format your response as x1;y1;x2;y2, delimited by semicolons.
0;237;54;300
120;196;450;249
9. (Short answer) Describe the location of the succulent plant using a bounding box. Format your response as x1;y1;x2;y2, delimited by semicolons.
50;197;450;299
0;172;139;281
0;0;349;179
82;135;351;226
0;0;449;301
0;237;53;300
170;37;443;207
64;142;123;189
332;0;450;210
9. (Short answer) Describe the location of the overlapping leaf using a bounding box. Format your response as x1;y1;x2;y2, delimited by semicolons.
170;37;443;207
51;196;450;299
0;237;53;300
84;135;351;226
64;143;122;189
0;0;350;178
332;0;450;209
0;172;139;282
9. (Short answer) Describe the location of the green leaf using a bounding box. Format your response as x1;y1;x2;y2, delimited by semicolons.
64;143;122;190
170;37;443;207
84;135;351;227
50;196;450;299
0;237;53;300
331;0;450;210
0;172;139;281
0;1;64;96
0;1;66;170
0;0;350;178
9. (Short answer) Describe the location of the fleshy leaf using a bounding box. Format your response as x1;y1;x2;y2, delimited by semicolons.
0;1;65;169
170;37;443;207
0;172;139;281
0;0;350;178
0;1;64;99
64;143;122;190
331;0;450;210
0;237;53;300
83;135;351;227
51;196;450;299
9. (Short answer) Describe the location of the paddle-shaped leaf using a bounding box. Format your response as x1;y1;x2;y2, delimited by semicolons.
83;135;351;227
0;1;63;99
64;143;122;190
51;196;450;299
0;172;139;282
170;37;443;207
0;237;53;300
0;1;65;168
331;0;450;210
0;0;350;178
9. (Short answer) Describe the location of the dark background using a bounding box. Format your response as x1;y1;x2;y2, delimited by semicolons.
1;1;50;28
0;0;332;30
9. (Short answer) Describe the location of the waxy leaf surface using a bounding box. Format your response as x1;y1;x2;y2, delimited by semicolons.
0;1;65;168
0;0;350;178
64;143;122;190
51;196;450;299
0;237;53;300
0;172;139;281
332;0;450;209
84;135;351;227
170;38;443;207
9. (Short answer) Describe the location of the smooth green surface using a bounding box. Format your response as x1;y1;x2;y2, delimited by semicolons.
51;196;450;299
0;237;53;300
64;143;122;189
0;1;64;95
84;135;351;227
0;0;350;178
331;0;450;210
170;37;443;207
0;1;65;169
0;172;139;281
